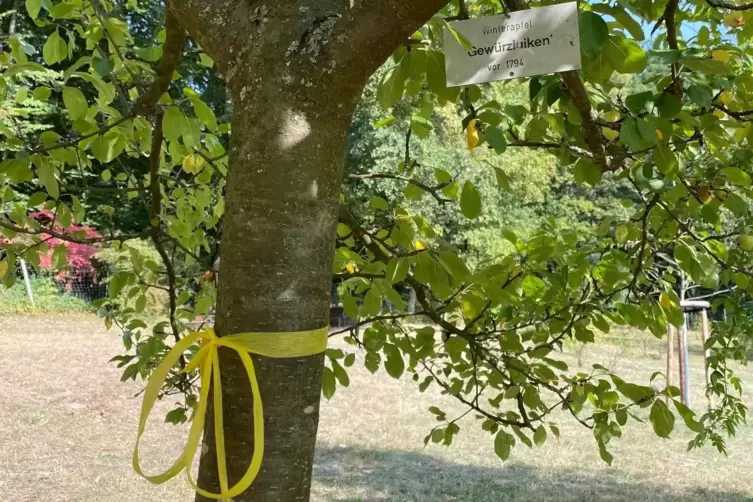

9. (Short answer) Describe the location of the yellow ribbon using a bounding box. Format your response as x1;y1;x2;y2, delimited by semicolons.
132;326;329;500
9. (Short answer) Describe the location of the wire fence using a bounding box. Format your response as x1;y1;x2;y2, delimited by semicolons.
10;260;109;308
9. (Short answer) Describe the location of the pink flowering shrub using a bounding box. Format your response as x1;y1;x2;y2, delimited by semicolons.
1;210;103;285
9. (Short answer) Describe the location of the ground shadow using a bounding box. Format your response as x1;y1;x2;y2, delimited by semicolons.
313;444;751;502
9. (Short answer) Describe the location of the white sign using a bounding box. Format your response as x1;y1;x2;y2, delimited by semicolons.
444;2;581;87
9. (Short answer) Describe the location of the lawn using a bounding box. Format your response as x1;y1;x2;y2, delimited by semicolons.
1;315;752;501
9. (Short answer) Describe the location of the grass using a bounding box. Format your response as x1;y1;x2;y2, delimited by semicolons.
0;277;91;314
1;315;752;501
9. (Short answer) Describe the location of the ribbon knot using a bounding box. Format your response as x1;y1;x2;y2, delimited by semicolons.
132;326;328;500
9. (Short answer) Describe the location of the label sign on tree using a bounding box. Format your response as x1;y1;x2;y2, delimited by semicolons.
444;2;581;86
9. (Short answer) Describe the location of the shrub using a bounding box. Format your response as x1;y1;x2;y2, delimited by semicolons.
95;240;169;316
0;276;91;314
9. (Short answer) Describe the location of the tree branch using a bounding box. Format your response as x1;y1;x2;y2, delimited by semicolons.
706;0;753;10
559;72;607;169
134;11;186;115
348;173;451;204
328;0;452;83
0;219;149;243
147;112;182;347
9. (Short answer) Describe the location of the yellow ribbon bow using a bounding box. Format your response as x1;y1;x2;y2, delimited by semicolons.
132;326;329;500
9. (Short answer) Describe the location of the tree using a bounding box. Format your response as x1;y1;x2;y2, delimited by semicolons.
4;0;753;500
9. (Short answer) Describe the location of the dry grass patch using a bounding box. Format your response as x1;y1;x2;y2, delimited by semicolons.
1;315;752;501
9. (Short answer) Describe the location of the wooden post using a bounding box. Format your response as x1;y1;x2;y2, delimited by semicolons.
19;258;34;307
679;313;690;405
666;324;675;404
676;314;687;405
678;274;690;406
700;308;711;409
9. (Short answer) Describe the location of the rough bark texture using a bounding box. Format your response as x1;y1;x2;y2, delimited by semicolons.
164;1;448;500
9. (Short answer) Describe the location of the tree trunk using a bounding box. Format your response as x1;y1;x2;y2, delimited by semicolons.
194;54;361;502
166;1;449;500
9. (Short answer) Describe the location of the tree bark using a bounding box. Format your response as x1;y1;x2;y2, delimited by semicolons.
163;1;449;500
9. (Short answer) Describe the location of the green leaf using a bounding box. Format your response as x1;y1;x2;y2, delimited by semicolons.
681;58;731;75
36;161;58;198
332;360;350;387
163;106;189;142
369;196;388;210
62;87;87;121
25;0;42;19
687;85;713;108
377;63;406;109
192;294;212;315
4;62;46;77
739;235;753;251
0;260;7;280
39;130;60;146
616;408;628;426
649;399;675;438
583;50;613;82
91;134;117;163
605;35;647;74
321;366;336;399
598;441;613;465
92;56;112;77
50;1;78;18
411;114;433;138
165;407;187;425
71;72;115;105
135;294;147;313
364;352;380;374
657;92;682;118
385;257;410;285
613;377;655;404
438;251;470;281
460;181;481;219
720;167;751;187
403;183;424;201
580;12;609;57
135;46;163;62
672;399;704;433
485;125;507;154
42;31;67;65
33;87;51;101
15;87;28;104
52;244;67;269
650;50;682;64
27;192;47;207
445;22;473;50
373;116;395;128
625;91;653;114
611;6;644;41
533;425;547;446
1;158;33;183
383;344;405;378
654;143;678;174
573;158;602;187
620;118;648;151
636;118;659;145
494;431;514;461
426;50;447;93
190;97;218;132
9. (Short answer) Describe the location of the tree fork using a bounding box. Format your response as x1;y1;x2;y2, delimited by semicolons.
162;1;448;500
